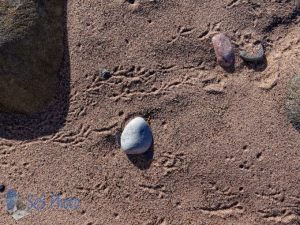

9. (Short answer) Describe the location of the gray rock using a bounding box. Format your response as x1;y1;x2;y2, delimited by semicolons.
0;0;64;113
121;117;153;154
286;74;300;130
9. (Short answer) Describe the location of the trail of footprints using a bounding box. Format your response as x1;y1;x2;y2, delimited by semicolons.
256;187;300;223
185;181;244;218
225;0;246;9
81;24;299;109
198;22;222;40
202;184;244;217
85;63;231;102
4;31;296;150
50;124;92;147
85;65;199;101
167;22;222;43
154;152;188;176
8;123;93;149
139;184;167;199
167;26;195;44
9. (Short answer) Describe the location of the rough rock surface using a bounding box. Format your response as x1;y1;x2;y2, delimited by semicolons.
0;0;64;113
286;74;300;130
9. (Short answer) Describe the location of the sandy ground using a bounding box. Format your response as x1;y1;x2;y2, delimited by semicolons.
0;0;300;224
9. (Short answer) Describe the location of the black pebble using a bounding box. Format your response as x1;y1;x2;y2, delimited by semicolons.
0;184;5;193
100;69;112;80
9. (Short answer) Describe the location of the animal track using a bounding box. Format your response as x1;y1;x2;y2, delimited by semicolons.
92;122;118;135
225;0;245;9
76;175;111;199
257;73;278;90
86;65;204;101
198;22;222;40
255;186;284;202
258;208;299;224
154;152;188;176
199;201;244;217
0;141;15;155
50;124;92;147
256;26;300;90
255;186;300;223
143;217;167;225
139;184;167;199
182;181;244;219
248;2;263;27
167;26;195;44
203;81;226;94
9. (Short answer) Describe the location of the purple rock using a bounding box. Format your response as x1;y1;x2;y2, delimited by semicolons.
212;33;235;68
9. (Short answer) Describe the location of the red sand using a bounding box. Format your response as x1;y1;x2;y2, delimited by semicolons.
0;1;299;224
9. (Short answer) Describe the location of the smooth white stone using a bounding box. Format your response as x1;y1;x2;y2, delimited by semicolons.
121;117;153;154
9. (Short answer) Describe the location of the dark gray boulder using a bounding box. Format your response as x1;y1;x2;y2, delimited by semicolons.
286;74;300;131
0;0;64;113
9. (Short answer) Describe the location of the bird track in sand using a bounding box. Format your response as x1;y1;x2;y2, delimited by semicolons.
0;26;298;154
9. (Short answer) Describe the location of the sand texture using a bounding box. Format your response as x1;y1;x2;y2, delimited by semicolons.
0;0;299;224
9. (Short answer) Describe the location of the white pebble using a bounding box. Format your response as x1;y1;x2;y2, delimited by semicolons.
121;117;153;154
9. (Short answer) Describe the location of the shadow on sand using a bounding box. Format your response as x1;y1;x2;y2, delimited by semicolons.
242;56;268;72
127;143;154;170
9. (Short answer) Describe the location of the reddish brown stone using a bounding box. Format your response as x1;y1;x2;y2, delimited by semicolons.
212;33;235;68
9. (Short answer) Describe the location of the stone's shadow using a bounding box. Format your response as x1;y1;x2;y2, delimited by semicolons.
291;121;300;133
127;142;154;170
242;56;268;72
222;64;235;73
0;1;70;140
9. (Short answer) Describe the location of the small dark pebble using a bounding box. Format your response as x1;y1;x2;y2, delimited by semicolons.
0;184;5;193
100;69;112;80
